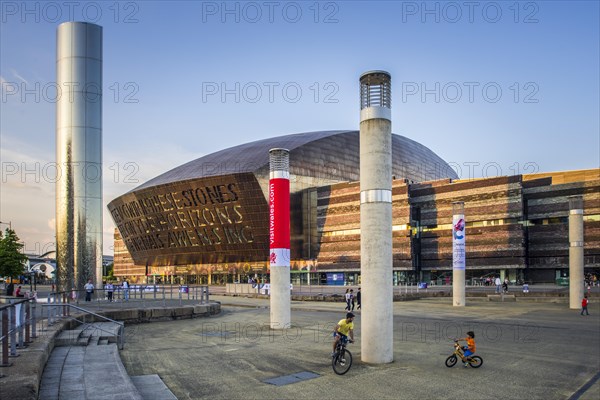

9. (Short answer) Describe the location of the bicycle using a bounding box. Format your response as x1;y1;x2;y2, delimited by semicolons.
445;340;483;368
332;335;353;375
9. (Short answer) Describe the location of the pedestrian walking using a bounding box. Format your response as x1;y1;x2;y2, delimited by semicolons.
494;277;502;293
350;289;355;311
581;295;590;316
344;289;351;310
123;279;130;301
84;279;94;301
106;282;114;302
356;287;361;310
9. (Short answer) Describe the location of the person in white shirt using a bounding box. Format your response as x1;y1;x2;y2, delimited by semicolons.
122;279;130;301
105;282;114;302
494;277;502;294
84;279;94;302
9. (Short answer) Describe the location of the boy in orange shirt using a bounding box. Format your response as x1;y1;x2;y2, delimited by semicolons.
458;331;476;367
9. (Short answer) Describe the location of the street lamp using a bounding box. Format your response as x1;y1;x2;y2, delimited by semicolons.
0;220;12;230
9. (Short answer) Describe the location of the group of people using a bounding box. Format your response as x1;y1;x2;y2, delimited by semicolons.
584;273;598;287
493;277;510;294
83;279;129;302
330;310;480;370
4;282;25;297
344;288;361;311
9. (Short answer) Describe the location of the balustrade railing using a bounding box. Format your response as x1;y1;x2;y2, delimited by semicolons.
0;296;38;369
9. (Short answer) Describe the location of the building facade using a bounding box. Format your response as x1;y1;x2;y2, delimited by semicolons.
108;131;600;285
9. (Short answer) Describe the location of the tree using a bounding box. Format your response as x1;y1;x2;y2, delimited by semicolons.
104;262;114;281
0;228;27;279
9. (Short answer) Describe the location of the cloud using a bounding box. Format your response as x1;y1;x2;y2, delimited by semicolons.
1;135;53;165
0;182;45;192
11;69;29;85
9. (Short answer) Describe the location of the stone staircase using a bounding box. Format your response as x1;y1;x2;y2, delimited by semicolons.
39;322;176;399
487;294;517;302
54;322;122;347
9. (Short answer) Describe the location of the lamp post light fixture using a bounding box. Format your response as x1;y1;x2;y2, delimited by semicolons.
0;221;12;230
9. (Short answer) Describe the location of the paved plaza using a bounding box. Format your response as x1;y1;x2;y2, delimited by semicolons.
118;296;599;400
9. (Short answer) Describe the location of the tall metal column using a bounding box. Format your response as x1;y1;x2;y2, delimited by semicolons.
452;202;466;306
56;22;103;292
568;196;584;309
269;148;291;329
359;71;393;364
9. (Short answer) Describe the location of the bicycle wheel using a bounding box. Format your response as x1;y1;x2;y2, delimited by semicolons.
445;355;457;367
468;356;483;368
332;348;353;375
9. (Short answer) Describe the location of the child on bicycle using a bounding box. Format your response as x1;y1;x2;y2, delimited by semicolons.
458;331;476;367
332;312;355;356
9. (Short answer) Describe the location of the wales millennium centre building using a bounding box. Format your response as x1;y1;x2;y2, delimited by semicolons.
108;130;600;286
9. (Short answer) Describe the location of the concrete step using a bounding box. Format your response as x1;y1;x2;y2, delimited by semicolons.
41;343;143;399
515;297;569;303
55;329;87;346
487;294;516;302
131;375;178;400
77;336;91;346
83;343;143;400
81;321;122;338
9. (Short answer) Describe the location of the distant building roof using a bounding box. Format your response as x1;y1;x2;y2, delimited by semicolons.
132;130;458;192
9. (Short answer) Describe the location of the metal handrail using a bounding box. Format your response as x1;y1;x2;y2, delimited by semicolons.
42;303;125;350
48;284;210;306
0;297;37;367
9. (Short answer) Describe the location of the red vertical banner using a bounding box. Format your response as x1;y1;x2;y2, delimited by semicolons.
269;177;290;267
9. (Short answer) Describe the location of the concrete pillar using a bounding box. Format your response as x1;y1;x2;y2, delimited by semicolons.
359;71;393;364
56;22;103;292
269;148;291;329
452;202;466;306
569;196;584;309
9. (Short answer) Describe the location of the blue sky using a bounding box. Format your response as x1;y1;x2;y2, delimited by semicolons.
1;0;599;255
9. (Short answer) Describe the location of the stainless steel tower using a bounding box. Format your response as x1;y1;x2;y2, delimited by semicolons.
56;22;103;292
359;71;393;364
